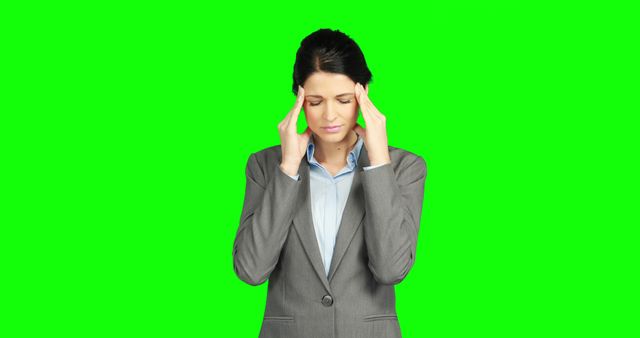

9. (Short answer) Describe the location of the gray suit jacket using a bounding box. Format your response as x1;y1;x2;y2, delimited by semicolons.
233;142;427;338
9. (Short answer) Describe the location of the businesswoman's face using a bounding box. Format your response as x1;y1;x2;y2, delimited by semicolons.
302;72;366;143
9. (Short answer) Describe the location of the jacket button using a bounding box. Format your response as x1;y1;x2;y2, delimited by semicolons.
321;295;333;307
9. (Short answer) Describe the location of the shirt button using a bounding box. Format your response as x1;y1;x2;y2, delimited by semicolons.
321;295;333;307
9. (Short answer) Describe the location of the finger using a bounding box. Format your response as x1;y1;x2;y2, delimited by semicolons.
355;83;373;124
357;83;375;114
283;85;305;129
289;86;305;130
294;85;305;112
281;89;299;129
357;83;383;122
354;83;366;119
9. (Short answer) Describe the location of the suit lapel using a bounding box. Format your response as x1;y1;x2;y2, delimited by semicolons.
292;142;370;292
292;158;332;292
327;143;369;282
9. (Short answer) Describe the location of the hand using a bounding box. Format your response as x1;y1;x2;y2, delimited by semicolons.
352;82;391;166
278;85;312;174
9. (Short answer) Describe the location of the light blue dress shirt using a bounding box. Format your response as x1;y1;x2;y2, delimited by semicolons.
281;134;387;276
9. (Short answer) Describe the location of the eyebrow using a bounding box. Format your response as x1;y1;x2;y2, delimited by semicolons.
305;93;355;98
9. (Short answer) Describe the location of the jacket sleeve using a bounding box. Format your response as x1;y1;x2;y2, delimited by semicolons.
361;155;427;285
232;152;303;286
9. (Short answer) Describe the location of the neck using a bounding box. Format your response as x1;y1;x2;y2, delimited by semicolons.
312;130;358;165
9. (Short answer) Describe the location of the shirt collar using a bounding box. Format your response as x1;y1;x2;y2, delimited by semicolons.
306;132;364;169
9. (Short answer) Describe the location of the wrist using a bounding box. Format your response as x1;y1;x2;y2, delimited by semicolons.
368;156;391;167
280;162;300;177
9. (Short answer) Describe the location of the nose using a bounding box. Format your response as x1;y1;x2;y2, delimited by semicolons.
322;101;339;121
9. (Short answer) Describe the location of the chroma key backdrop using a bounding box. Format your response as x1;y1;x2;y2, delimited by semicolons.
2;1;637;337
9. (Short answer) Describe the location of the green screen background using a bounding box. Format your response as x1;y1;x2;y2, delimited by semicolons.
3;1;637;337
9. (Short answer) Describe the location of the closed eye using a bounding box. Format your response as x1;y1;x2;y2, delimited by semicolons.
309;100;352;106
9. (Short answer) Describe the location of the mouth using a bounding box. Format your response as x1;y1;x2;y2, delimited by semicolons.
321;125;343;133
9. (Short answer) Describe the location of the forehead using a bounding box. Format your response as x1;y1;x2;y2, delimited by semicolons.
303;72;355;96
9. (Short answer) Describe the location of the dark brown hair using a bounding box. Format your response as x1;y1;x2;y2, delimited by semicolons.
292;28;373;96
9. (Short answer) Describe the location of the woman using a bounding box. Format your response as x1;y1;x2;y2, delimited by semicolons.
232;28;427;338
